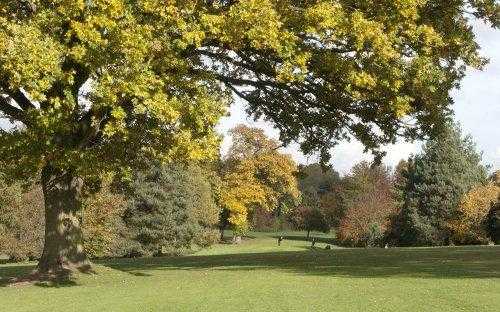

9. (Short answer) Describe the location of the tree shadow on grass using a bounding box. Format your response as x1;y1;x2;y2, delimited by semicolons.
0;264;89;288
2;246;499;287
102;246;500;280
0;264;36;287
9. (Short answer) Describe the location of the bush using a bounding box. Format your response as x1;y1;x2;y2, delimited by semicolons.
0;181;44;261
0;177;136;261
82;183;133;258
365;223;384;247
123;163;220;256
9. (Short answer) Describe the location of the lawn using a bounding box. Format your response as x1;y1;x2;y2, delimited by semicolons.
1;232;499;312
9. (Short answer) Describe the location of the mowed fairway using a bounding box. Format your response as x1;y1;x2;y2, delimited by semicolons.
1;232;499;312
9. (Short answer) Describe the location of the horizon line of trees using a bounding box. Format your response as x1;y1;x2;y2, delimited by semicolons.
1;123;499;262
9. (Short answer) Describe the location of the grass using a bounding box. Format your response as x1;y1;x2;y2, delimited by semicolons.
1;231;499;311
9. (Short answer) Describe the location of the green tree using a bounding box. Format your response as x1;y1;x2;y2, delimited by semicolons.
398;124;488;246
0;0;498;273
296;163;343;229
123;163;220;256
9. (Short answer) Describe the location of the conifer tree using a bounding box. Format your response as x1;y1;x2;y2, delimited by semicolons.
398;124;487;246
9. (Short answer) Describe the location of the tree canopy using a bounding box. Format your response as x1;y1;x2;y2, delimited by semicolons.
1;0;500;172
221;125;300;233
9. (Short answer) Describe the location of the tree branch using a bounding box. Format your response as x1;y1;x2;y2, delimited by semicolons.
0;83;36;111
0;96;29;126
9;89;36;111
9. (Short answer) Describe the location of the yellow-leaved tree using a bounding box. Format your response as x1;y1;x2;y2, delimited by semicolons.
449;183;500;244
221;125;300;235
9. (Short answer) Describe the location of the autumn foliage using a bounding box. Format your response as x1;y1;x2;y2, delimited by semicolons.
221;126;300;234
337;163;397;247
0;181;44;261
448;183;500;244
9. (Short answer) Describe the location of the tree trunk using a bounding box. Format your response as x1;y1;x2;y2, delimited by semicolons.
37;165;90;275
220;226;225;241
307;229;311;239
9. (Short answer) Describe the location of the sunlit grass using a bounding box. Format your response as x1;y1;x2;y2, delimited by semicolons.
1;232;499;312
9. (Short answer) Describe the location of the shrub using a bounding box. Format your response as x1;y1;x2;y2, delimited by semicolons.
0;177;136;261
123;163;220;256
0;181;44;261
82;184;132;258
366;223;384;247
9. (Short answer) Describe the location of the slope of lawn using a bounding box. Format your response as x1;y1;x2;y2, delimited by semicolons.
1;232;499;312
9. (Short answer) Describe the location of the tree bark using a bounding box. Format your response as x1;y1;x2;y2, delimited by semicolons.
37;165;90;275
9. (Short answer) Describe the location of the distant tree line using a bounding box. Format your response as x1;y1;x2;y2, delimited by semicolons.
1;123;499;262
295;124;500;247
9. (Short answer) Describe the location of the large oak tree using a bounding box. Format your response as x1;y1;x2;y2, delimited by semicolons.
0;0;499;274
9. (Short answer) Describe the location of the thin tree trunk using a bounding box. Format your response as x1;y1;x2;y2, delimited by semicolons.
307;229;310;239
220;226;225;241
37;165;90;275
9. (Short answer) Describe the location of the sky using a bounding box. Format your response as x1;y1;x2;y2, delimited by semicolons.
217;21;500;175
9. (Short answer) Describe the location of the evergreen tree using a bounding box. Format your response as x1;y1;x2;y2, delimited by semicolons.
398;124;487;246
123;164;220;256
